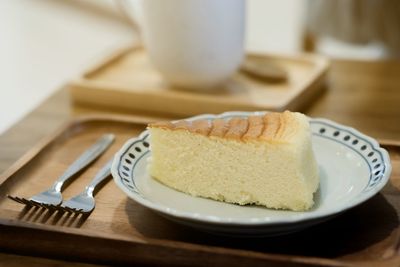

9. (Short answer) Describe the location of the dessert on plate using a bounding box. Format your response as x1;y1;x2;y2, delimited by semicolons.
148;111;319;211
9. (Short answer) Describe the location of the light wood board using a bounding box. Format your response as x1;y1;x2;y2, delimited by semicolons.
69;47;329;117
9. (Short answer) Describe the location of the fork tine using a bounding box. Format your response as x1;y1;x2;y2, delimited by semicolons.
39;203;51;209
16;197;35;207
13;196;25;204
48;205;64;214
7;195;25;204
27;199;43;207
46;204;58;210
18;197;35;206
60;206;71;213
61;206;74;213
43;204;60;213
69;207;83;214
59;207;69;213
7;195;18;202
9;195;43;208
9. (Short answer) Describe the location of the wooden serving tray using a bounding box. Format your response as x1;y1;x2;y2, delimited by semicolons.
69;47;329;117
1;116;399;267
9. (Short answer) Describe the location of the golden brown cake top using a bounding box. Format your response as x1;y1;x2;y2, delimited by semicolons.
148;111;306;142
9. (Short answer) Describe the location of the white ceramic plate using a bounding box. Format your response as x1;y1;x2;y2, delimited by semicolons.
111;111;391;236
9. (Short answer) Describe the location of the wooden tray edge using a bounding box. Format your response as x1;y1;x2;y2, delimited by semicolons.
80;46;331;80
1;115;398;267
68;46;330;115
0;114;154;186
0;119;74;186
0;217;371;267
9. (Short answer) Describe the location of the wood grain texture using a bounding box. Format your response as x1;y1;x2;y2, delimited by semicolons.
0;58;399;266
0;117;399;267
68;47;329;116
0;252;99;267
306;59;400;142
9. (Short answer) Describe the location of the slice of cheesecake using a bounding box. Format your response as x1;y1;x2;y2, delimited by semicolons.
148;111;319;211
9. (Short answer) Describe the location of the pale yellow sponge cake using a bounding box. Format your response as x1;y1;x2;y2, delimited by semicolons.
148;111;319;211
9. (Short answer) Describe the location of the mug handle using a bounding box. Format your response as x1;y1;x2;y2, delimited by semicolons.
114;0;143;43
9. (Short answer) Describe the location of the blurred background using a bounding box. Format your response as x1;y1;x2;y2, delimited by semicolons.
1;0;399;134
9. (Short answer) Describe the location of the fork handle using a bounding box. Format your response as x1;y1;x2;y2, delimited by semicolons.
53;134;115;191
85;159;113;196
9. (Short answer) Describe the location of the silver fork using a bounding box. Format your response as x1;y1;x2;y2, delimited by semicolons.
59;159;113;214
8;134;115;207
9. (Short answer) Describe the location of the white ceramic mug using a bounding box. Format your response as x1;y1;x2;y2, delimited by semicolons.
118;0;245;90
